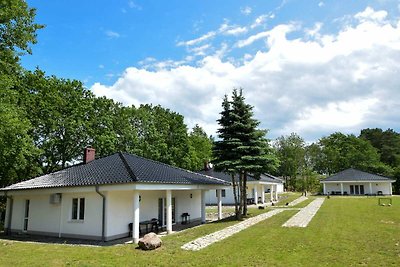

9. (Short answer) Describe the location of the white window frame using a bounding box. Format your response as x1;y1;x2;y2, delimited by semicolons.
71;197;85;221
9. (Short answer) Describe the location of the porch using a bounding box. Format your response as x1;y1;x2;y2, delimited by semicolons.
247;183;279;204
124;187;226;243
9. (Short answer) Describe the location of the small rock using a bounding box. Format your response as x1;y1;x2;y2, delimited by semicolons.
138;232;162;250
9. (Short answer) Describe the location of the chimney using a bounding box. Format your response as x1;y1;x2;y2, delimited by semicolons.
204;161;213;171
84;147;96;164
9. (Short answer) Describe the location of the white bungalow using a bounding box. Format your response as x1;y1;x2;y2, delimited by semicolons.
0;149;229;243
198;167;284;205
321;168;395;196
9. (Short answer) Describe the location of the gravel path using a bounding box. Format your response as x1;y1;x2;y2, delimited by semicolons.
181;209;285;251
282;198;325;227
287;196;308;206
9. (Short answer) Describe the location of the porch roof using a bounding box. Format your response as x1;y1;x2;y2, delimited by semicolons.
321;168;394;183
1;152;230;191
197;169;283;184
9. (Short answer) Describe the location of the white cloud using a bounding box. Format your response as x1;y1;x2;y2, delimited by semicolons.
237;24;296;48
219;21;248;36
305;22;323;37
105;30;120;38
189;44;211;56
355;6;387;23
241;6;252;15
251;14;270;29
318;2;324;7
288;97;379;133
225;26;248;35
92;7;400;141
128;1;142;10
177;31;216;46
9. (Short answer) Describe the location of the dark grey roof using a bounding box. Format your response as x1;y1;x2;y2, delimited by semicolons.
1;152;229;191
197;169;283;184
322;168;394;182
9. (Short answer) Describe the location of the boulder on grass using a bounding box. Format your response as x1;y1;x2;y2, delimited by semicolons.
138;232;162;250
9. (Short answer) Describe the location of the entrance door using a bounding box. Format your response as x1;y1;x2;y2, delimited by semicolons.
355;185;360;195
23;199;30;232
158;198;175;226
360;185;364;195
350;185;354;194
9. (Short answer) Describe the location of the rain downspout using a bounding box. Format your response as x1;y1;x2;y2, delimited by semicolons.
5;192;13;235
95;186;106;242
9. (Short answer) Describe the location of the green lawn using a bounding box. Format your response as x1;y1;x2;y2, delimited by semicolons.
1;197;399;266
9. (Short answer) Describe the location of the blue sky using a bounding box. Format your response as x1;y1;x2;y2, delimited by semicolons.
23;0;400;141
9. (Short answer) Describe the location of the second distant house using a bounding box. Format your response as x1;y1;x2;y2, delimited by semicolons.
198;165;284;205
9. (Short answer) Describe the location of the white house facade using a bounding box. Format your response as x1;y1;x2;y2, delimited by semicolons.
1;150;230;243
198;169;284;205
320;168;395;196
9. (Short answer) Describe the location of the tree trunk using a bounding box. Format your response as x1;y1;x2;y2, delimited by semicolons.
242;172;248;216
237;174;243;220
231;174;240;219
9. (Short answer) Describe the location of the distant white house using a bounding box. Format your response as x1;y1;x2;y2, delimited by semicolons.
0;149;230;243
198;167;284;205
320;168;395;195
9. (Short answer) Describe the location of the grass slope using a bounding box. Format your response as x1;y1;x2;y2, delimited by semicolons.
1;197;399;266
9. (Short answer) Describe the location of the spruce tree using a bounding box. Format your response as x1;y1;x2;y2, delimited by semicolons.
213;95;242;218
214;89;278;218
231;88;277;216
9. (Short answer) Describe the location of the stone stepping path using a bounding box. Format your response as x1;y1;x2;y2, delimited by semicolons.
181;209;285;251
287;196;308;206
282;198;325;227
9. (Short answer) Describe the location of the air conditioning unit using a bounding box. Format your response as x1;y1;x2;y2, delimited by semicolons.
50;193;62;204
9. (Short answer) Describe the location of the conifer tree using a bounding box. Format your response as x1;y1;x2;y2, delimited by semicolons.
214;89;278;218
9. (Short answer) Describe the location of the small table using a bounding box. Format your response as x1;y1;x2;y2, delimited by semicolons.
139;219;159;234
246;198;255;205
181;213;190;224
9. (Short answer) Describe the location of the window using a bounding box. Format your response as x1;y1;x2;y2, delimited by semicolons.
216;189;226;198
72;198;85;220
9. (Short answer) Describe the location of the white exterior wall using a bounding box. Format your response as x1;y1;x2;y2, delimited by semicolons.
323;182;392;195
324;183;342;194
9;196;24;230
275;183;284;193
61;192;103;238
5;184;225;241
205;187;235;205
372;182;392;195
9;192;103;239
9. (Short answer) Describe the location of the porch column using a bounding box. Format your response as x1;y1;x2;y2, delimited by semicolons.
132;191;140;243
369;182;372;194
166;190;172;234
270;185;274;202
261;185;265;204
389;183;393;195
217;189;222;220
201;190;206;223
323;183;326;195
254;186;258;205
340;183;344;195
274;185;278;201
